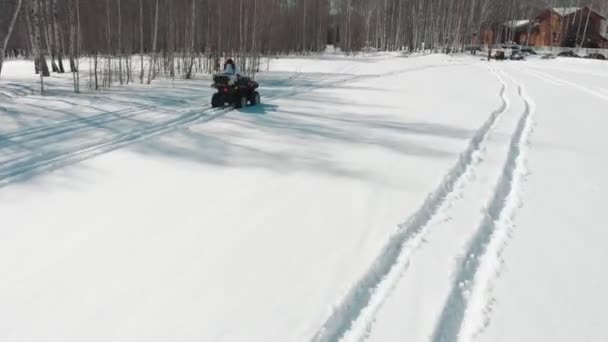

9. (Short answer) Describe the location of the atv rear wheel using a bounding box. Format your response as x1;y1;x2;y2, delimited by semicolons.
235;96;248;108
250;91;261;106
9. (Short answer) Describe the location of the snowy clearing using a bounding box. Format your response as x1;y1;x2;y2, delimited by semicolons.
1;54;607;342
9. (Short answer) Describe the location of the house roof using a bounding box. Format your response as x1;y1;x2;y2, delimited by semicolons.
504;20;532;29
552;6;607;20
553;7;580;16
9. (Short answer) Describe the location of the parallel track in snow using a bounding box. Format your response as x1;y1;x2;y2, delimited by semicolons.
0;96;199;145
430;70;535;342
0;104;222;188
524;67;608;102
0;98;204;166
311;66;510;342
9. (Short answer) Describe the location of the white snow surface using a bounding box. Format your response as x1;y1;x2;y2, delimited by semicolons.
1;54;607;342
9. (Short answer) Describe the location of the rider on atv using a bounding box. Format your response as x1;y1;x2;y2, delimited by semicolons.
211;58;260;108
222;58;239;85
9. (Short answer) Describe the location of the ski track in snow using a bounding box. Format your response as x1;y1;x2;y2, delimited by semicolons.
311;66;509;342
430;69;535;342
524;67;608;102
523;68;565;87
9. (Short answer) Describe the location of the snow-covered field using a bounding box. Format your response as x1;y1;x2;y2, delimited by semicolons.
1;54;607;342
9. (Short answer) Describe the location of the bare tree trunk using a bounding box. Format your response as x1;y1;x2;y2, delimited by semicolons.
67;0;79;92
51;0;63;72
0;0;24;78
94;53;99;90
75;0;80;90
42;0;58;72
574;0;584;47
25;0;36;59
218;1;222;54
118;0;123;85
147;0;159;84
139;0;144;84
580;6;592;48
394;0;403;49
186;0;196;79
249;0;258;77
105;0;112;87
302;0;307;52
31;0;48;93
239;0;243;51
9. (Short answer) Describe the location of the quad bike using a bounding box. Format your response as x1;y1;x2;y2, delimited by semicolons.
211;74;261;108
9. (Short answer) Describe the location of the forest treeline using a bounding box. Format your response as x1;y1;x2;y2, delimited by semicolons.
0;0;606;91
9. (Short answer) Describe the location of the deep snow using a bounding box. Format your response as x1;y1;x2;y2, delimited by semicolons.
1;54;607;342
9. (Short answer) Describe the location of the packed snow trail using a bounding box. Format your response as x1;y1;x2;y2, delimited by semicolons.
312;66;509;342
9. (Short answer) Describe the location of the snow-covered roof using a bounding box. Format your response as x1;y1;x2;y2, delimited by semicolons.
553;7;580;16
552;6;607;19
504;20;531;29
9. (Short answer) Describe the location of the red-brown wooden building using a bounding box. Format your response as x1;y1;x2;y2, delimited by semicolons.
482;6;608;48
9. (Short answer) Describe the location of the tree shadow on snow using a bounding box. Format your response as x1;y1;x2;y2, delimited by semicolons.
130;93;474;188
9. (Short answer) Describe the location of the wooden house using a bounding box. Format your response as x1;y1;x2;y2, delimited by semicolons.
482;6;608;48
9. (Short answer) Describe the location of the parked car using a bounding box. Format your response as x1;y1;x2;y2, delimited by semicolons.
520;47;537;55
491;50;506;60
466;45;483;54
557;50;580;58
510;52;525;60
585;53;606;60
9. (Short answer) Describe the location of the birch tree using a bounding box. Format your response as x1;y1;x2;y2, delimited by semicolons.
30;0;48;92
147;0;159;84
0;0;23;77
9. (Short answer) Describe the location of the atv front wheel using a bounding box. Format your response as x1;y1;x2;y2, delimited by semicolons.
211;93;223;108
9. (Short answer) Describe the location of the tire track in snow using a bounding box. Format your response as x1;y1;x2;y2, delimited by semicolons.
430;70;535;342
0;92;204;144
264;62;467;103
0;109;208;169
0;66;401;188
0;100;205;165
0;83;35;98
0;104;226;188
0;104;166;144
310;67;510;342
